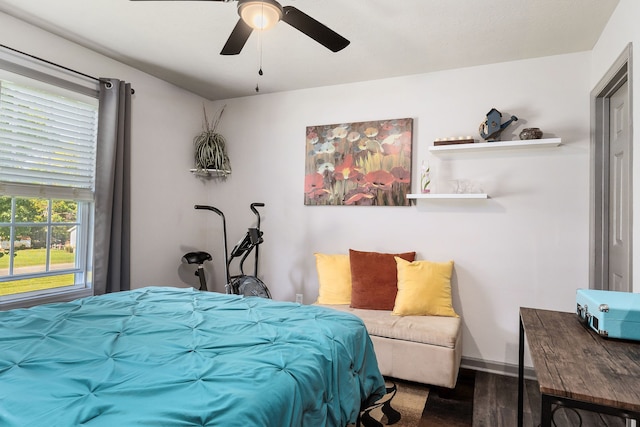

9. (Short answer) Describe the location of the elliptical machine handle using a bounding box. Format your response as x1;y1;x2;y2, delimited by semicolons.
194;204;231;290
250;203;265;215
195;205;224;217
249;203;265;278
250;202;264;229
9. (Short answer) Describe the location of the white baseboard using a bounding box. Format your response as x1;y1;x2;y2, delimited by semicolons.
461;356;536;380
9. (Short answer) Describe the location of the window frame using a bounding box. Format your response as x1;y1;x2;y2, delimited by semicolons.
0;196;94;306
0;48;99;310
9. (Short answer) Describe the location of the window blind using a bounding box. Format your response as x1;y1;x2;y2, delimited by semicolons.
0;80;98;200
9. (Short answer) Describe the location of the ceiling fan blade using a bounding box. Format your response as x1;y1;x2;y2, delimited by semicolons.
281;6;349;52
220;18;253;55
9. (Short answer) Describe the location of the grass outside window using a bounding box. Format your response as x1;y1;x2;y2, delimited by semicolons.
0;249;76;296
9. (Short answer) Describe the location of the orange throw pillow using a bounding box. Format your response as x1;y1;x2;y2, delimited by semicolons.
349;249;416;310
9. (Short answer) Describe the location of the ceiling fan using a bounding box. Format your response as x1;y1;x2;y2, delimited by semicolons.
129;0;350;55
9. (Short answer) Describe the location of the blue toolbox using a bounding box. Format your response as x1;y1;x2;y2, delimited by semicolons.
576;289;640;341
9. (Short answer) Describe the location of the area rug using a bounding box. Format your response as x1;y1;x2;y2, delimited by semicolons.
357;380;429;427
355;369;475;427
419;369;475;427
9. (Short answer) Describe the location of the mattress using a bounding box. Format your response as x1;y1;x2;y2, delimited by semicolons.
0;287;385;426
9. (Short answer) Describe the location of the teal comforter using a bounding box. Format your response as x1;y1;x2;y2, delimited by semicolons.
0;287;385;426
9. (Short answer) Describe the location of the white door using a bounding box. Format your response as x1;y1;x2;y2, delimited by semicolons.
607;80;631;292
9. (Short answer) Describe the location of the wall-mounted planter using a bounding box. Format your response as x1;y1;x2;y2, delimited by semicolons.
193;105;231;177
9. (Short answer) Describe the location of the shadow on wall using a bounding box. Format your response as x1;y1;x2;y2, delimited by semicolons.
451;262;496;364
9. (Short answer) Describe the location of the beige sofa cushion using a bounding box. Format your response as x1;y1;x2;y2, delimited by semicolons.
318;304;460;349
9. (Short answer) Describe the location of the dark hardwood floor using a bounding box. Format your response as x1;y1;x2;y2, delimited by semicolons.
472;371;626;427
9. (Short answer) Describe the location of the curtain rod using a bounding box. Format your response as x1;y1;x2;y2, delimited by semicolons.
0;43;135;94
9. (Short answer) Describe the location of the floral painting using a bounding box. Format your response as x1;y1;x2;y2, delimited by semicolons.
304;118;413;206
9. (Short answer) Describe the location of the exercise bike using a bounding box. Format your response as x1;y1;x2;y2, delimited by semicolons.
183;203;271;298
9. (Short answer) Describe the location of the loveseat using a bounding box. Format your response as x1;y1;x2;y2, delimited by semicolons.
314;250;462;389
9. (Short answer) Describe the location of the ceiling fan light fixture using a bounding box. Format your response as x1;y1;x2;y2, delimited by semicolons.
239;0;283;31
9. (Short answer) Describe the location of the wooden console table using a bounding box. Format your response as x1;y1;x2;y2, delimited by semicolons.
518;307;640;427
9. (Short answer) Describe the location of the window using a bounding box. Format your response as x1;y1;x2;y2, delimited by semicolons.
0;74;98;308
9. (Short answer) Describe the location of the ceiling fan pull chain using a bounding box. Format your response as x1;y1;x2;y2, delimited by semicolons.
255;27;264;92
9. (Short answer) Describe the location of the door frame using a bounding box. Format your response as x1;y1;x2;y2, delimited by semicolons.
590;43;633;291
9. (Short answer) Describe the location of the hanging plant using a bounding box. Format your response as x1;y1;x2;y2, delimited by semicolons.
194;105;231;177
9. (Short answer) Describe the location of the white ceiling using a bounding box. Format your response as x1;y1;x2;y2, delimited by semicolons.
0;0;619;100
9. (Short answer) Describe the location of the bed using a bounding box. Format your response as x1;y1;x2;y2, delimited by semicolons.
0;286;385;426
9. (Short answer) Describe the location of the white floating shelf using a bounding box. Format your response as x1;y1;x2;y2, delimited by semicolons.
189;169;231;177
407;193;489;199
429;138;561;153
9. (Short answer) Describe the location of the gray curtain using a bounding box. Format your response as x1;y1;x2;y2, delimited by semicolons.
94;78;132;295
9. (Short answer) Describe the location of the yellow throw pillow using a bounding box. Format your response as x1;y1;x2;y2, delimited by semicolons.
393;257;458;317
314;253;352;305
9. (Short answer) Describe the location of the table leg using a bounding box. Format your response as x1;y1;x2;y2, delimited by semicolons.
540;394;553;427
518;315;524;427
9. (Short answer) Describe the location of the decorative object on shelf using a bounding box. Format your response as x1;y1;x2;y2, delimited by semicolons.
193;105;231;177
304;118;413;206
420;161;431;193
519;127;544;140
479;108;518;141
434;137;475;146
450;179;483;194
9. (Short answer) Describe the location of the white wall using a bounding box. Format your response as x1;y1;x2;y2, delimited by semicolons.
0;11;210;290
200;52;592;367
591;0;639;294
1;7;611;368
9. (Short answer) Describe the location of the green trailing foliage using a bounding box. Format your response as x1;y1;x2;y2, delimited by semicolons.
194;105;231;177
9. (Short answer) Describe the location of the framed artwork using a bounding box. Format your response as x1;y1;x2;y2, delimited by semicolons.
304;118;413;206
